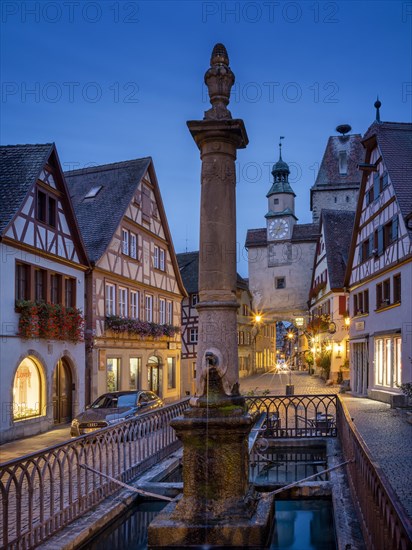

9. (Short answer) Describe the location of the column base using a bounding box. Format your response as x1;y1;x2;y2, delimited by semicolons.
148;491;274;548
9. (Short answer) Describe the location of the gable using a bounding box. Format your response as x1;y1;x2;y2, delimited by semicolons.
346;135;412;288
1;145;88;266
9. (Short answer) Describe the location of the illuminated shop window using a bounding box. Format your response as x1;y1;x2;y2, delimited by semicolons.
13;357;43;420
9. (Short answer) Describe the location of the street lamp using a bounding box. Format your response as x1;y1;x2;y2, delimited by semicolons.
286;330;294;395
251;312;263;373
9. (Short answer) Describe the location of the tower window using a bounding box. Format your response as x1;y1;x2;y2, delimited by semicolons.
338;151;347;175
273;198;279;205
275;277;286;289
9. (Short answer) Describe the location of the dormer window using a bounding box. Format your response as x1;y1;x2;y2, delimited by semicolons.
84;185;103;199
338;151;347;175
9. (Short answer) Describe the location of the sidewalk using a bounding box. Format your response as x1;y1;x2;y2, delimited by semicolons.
341;394;412;520
0;423;71;464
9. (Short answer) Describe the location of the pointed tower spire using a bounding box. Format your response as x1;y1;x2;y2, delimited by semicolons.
279;136;285;161
374;96;382;123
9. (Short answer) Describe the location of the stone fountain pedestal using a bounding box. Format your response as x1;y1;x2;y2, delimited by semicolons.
148;371;274;548
148;43;275;548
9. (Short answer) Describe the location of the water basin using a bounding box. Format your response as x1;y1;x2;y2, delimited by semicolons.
82;497;336;549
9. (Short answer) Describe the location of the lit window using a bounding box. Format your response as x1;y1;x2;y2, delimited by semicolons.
106;358;120;392
129;357;141;390
13;357;43;420
167;357;176;389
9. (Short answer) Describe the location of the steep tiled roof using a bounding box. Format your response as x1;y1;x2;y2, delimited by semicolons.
322;209;355;289
363;122;412;228
65;158;151;263
245;228;267;248
177;251;248;294
312;134;363;189
0;143;53;234
177;251;199;294
291;223;319;242
245;223;319;248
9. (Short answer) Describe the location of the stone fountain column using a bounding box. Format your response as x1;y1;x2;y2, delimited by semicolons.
148;44;274;548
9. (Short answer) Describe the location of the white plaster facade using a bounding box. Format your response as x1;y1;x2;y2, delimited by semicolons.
346;123;412;404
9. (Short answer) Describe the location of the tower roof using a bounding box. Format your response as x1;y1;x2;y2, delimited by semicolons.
267;137;295;197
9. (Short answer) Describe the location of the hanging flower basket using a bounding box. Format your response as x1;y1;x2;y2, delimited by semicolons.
309;281;327;300
106;315;180;339
16;301;84;343
307;314;330;334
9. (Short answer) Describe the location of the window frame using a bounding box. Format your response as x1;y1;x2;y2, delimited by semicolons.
118;287;128;317
189;327;198;343
145;294;153;322
130;290;139;319
159;297;166;325
105;283;116;316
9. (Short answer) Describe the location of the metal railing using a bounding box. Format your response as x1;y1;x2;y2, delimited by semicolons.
336;396;412;550
0;399;189;550
245;394;337;438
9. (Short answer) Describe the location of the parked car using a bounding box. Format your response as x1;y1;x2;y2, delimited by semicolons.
70;390;164;437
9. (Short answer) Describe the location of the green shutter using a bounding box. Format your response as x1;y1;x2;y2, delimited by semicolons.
373;173;380;200
392;216;398;241
377;226;384;255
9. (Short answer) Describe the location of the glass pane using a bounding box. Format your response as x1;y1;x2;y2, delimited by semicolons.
129;357;141;389
13;358;41;419
107;358;119;392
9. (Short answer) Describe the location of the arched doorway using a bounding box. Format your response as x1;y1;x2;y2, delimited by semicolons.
147;356;162;396
53;358;72;424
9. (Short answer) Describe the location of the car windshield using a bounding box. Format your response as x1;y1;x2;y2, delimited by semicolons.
90;394;137;409
118;394;137;407
91;395;117;409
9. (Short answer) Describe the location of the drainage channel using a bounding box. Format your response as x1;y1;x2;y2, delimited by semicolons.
77;440;347;549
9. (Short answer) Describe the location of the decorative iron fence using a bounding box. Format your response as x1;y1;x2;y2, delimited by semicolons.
336;396;412;550
245;394;337;438
0;399;189;550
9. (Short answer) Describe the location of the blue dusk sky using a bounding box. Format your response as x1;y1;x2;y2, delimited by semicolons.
1;0;411;276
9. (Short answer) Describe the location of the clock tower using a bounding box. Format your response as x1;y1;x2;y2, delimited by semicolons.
266;138;297;241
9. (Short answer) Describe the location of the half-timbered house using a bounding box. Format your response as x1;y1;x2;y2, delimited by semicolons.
345;119;412;404
177;251;255;395
0;144;89;443
66;158;186;403
308;210;355;382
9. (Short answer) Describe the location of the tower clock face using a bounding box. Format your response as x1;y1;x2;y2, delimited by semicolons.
268;219;289;240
